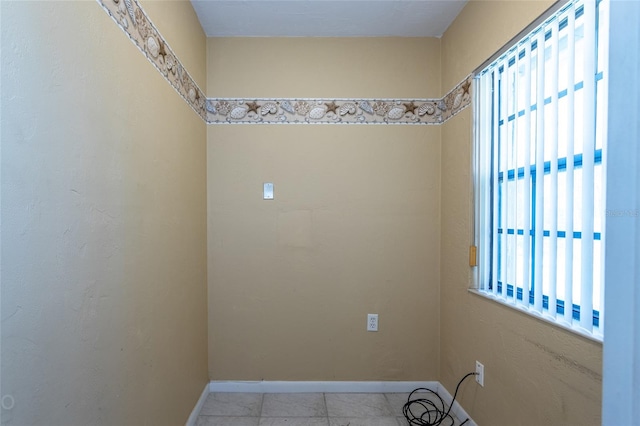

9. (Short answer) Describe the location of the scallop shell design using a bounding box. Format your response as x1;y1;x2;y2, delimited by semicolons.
230;106;248;120
216;101;231;115
417;103;436;116
147;37;159;58
261;102;278;116
339;103;357;116
437;100;447;111
452;93;463;109
188;87;196;103
206;100;217;114
280;101;295;114
308;106;327;120
359;101;374;115
373;102;390;116
445;94;455;110
387;106;406;120
294;101;311;116
123;0;136;27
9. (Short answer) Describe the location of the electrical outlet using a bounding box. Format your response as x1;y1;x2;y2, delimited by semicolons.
475;361;484;387
367;314;378;331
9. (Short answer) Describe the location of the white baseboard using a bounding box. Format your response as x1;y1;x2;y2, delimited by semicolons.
208;380;438;394
185;383;210;426
437;382;478;426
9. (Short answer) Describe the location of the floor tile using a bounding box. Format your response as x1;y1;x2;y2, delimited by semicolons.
396;417;408;426
200;393;263;417
384;393;411;417
325;393;394;418
259;418;329;426
196;416;260;426
328;418;401;426
262;393;327;417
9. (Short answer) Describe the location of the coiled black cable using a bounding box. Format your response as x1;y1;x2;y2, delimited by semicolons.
402;372;477;426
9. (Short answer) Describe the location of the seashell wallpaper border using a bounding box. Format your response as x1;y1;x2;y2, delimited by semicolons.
96;0;207;120
96;0;472;125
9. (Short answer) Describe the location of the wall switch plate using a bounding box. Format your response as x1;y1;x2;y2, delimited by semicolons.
475;361;484;387
263;183;274;200
367;314;378;331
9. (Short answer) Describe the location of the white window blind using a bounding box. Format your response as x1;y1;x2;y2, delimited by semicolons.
473;0;608;339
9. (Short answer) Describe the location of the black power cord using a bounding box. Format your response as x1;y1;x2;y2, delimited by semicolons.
402;372;477;426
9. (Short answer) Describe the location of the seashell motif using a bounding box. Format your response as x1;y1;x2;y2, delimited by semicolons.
339;103;357;116
188;87;196;103
147;37;159;58
417;103;436;116
373;102;391;116
448;93;458;109
387;106;406;120
294;101;311;116
437;100;447;111
230;106;248;120
166;55;175;73
135;10;149;37
280;101;295;114
261;102;278;116
452;93;463;109
175;65;183;87
123;0;136;27
135;8;144;24
206;100;217;114
308;106;327;120
216;101;231;116
359;101;374;115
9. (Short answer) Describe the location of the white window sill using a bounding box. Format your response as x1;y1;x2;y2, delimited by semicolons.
467;288;603;344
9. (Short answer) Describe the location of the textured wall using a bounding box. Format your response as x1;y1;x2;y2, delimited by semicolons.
206;38;442;381
1;1;207;424
439;1;603;425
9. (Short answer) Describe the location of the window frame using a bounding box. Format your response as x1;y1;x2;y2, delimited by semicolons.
471;0;608;342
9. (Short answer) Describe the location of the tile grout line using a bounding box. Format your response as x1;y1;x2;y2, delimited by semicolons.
323;392;329;424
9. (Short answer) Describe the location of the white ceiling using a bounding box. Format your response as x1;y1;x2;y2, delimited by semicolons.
190;1;468;38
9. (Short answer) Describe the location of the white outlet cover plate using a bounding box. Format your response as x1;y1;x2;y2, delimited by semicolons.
263;183;274;200
367;314;378;331
475;361;484;387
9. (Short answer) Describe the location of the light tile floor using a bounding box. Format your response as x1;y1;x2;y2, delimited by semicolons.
196;392;463;426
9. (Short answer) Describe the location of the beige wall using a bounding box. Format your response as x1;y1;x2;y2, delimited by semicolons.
207;38;442;380
439;2;603;425
207;38;441;98
1;1;207;425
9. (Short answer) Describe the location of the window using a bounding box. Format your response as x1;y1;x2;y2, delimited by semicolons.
473;0;608;339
